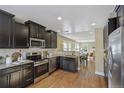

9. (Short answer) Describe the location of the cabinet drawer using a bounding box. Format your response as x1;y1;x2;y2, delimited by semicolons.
22;77;34;87
22;63;34;69
65;57;75;61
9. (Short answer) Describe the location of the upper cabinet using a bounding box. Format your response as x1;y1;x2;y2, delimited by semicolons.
45;31;51;48
45;30;57;48
13;22;29;48
38;25;46;39
0;9;57;49
107;5;124;36
25;20;46;39
108;17;117;35
51;31;57;48
0;9;29;48
0;9;14;48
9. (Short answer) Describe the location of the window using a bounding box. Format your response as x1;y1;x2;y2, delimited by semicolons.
75;43;79;51
63;41;68;51
68;43;71;51
63;41;73;51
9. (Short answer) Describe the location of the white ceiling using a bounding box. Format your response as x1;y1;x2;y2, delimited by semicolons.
0;5;115;42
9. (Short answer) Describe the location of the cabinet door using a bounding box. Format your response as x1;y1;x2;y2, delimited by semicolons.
108;18;117;35
0;13;13;48
38;26;45;39
63;60;69;70
30;23;39;38
0;74;9;88
51;31;57;48
14;22;29;48
9;71;21;88
45;31;51;48
68;62;76;72
59;57;64;69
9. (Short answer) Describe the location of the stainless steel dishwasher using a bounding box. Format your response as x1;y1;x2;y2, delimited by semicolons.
49;57;57;73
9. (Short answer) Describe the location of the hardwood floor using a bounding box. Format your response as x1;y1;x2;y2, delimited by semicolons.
29;62;107;88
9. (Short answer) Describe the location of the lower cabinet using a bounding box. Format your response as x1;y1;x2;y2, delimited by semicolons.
0;74;9;88
0;66;21;88
9;71;22;88
59;57;78;72
22;63;34;88
0;63;34;88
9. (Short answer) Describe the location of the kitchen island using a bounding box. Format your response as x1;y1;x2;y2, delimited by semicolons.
58;55;79;72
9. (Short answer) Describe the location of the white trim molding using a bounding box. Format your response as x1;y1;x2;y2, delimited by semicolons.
95;71;105;76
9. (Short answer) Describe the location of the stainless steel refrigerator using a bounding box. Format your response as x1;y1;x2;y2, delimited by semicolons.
108;26;124;88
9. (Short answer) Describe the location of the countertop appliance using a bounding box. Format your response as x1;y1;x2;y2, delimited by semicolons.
26;52;49;83
108;26;124;88
30;38;45;48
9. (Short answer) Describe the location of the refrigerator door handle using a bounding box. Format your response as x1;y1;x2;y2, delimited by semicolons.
108;46;114;73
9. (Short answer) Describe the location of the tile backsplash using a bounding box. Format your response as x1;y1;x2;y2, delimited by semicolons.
0;48;79;59
0;48;42;59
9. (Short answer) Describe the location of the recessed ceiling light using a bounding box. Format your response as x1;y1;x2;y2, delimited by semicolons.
89;32;93;34
57;16;62;20
91;23;96;26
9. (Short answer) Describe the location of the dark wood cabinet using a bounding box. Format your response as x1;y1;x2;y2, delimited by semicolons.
0;9;14;48
25;20;46;39
108;17;117;35
13;22;29;48
0;63;34;88
45;31;51;48
51;31;57;48
59;56;64;69
38;25;46;39
22;63;34;88
59;56;78;72
0;74;9;88
9;70;22;88
0;65;21;88
45;30;57;48
25;21;39;38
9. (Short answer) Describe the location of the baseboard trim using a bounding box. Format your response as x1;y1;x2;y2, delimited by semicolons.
95;71;105;76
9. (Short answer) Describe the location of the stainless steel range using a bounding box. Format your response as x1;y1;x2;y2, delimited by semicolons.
26;52;49;83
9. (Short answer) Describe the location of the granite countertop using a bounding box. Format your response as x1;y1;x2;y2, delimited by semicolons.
0;60;34;70
64;55;78;58
48;55;78;59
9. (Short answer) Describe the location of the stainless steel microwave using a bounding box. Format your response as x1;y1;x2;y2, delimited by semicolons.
30;38;45;48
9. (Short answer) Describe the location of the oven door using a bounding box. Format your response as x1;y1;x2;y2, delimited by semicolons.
34;63;49;78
